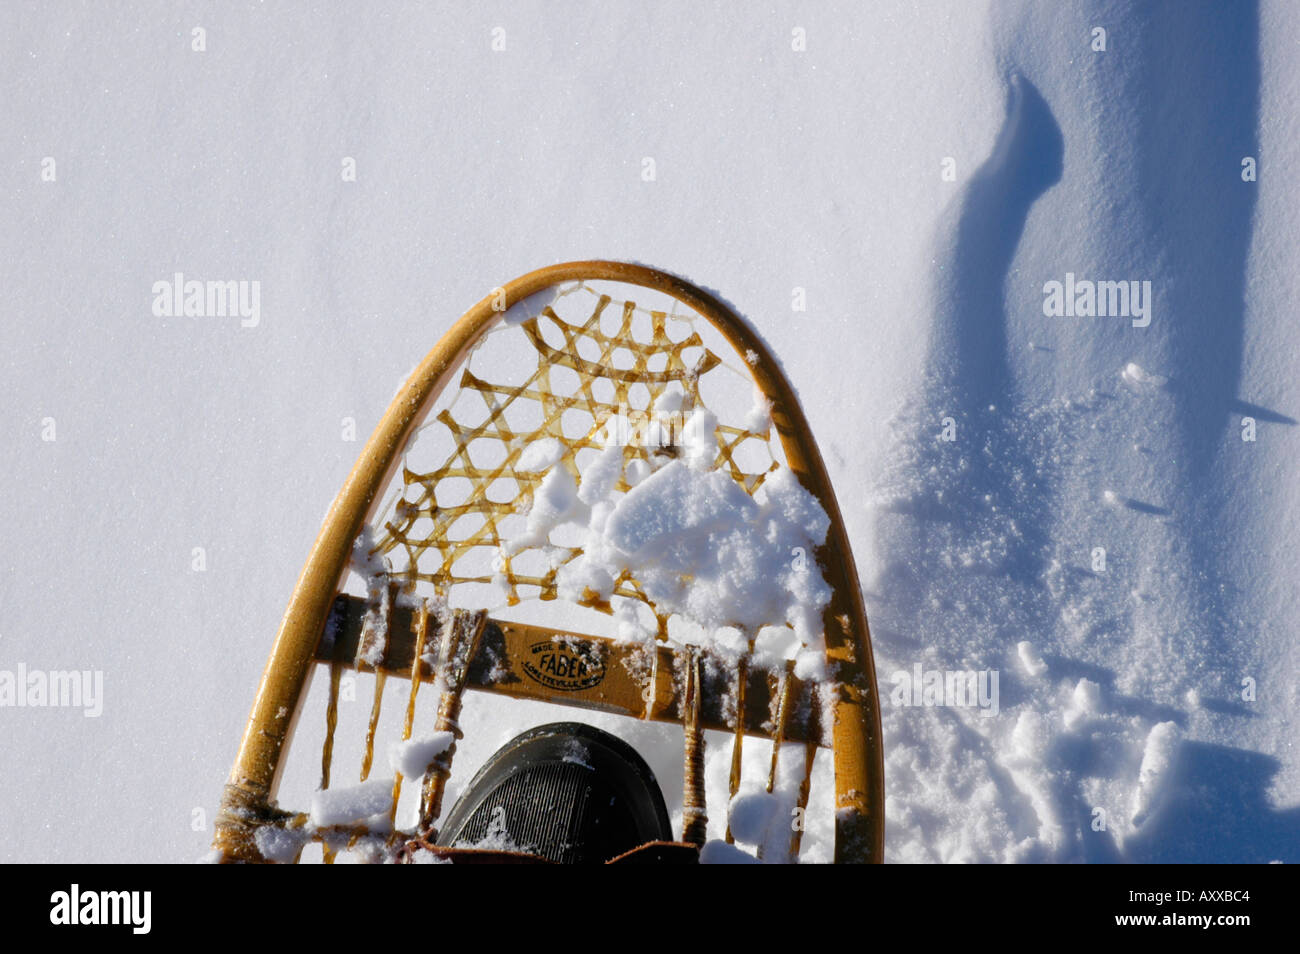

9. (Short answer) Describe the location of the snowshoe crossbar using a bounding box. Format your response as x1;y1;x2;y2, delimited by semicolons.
321;592;829;747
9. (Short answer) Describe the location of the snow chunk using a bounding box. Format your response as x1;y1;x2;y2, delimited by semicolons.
501;409;833;655
516;438;566;473
557;458;832;644
605;463;755;561
1009;710;1050;763
332;838;389;864
505;466;582;554
681;407;719;469
576;443;624;506
728;788;782;845
625;457;651;487
1131;721;1181;827
793;646;828;682
1120;362;1167;389
652;386;685;418
700;840;760;864
1017;640;1047;677
1063;678;1101;730
744;388;773;434
254;825;309;863
388;731;454;779
309;778;394;828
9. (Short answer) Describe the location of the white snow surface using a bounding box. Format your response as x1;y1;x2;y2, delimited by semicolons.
2;2;1297;863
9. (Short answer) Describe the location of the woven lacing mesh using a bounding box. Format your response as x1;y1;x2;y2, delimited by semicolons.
365;283;781;625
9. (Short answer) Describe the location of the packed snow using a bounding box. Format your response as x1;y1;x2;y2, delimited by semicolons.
507;407;834;674
387;731;455;780
308;778;394;829
2;2;1296;863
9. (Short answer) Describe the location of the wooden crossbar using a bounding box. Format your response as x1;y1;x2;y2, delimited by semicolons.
320;593;827;747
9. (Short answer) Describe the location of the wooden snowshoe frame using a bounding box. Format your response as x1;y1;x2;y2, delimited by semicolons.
212;261;884;863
